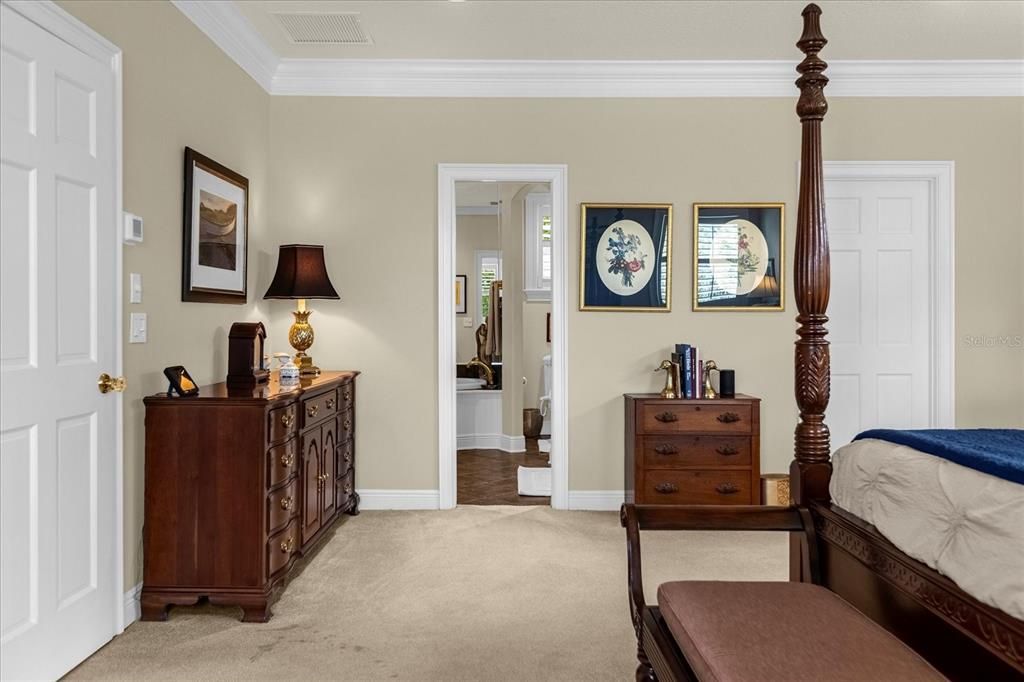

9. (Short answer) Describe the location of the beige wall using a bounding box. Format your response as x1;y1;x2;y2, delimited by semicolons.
58;1;271;590
455;214;499;362
56;0;1024;590
268;96;1024;495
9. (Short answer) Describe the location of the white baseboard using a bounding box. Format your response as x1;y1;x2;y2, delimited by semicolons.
568;490;624;511
456;434;526;452
353;489;622;511
356;489;440;510
123;582;142;627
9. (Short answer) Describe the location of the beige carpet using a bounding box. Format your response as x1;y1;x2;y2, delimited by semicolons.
68;506;787;681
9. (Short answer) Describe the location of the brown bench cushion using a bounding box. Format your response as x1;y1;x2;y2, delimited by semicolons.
657;581;944;682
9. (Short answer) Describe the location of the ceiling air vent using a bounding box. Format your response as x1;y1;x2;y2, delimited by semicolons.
272;12;373;45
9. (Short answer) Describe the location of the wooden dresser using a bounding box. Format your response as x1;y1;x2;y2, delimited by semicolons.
624;394;760;505
141;370;359;622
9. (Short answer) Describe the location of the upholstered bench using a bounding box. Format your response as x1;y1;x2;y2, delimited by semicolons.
622;505;945;682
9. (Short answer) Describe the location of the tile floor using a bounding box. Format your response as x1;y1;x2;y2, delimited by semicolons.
457;438;550;505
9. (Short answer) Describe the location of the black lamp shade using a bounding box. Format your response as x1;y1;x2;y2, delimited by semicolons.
264;244;340;300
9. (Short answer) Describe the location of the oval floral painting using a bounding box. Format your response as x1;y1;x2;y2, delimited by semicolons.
729;218;769;295
597;219;656;296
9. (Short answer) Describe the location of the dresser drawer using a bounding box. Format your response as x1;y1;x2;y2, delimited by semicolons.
336;438;354;476
642;470;752;505
642;435;751;468
640;403;752;434
267;519;300;578
302;389;338;429
267;480;298;534
267;438;297;490
268;403;298;443
339;380;354;412
336;468;355;511
338;407;354;440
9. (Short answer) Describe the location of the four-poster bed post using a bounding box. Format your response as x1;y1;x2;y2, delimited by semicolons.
791;2;832;507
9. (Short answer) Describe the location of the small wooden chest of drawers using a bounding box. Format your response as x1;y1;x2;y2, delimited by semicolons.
625;394;761;505
141;370;359;623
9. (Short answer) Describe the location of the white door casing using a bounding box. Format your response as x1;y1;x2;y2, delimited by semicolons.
438;164;569;510
1;2;124;679
823;162;954;448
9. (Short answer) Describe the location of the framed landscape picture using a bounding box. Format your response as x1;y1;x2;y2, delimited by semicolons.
455;274;468;314
182;147;248;303
693;203;785;311
579;203;673;312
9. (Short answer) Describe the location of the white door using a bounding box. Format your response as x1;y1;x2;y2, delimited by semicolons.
825;174;932;448
1;4;121;680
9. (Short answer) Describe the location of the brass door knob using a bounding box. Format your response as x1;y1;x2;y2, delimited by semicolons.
98;373;126;394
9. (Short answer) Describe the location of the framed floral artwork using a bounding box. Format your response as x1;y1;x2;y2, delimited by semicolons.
579;203;673;311
693;203;785;311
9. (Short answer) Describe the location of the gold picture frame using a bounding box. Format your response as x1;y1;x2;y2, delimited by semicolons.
579;203;673;312
692;203;785;312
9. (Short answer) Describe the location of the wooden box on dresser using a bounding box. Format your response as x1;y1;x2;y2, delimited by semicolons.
624;394;760;505
141;370;359;622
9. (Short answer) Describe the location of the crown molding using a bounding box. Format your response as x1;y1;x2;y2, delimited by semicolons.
270;58;1024;98
171;3;1024;98
170;0;277;92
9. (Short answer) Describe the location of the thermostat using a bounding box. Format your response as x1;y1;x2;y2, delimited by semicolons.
124;211;144;244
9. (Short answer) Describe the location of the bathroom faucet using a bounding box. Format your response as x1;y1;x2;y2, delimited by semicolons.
466;357;495;386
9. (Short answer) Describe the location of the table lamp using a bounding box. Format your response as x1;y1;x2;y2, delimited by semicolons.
264;244;339;376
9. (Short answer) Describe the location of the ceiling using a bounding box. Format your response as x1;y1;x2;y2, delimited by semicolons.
234;1;1024;61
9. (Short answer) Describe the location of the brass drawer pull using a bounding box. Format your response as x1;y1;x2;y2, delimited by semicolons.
717;412;741;424
280;536;294;553
307;404;319;418
326;398;336;410
280;451;295;468
716;483;740;495
654;482;679;494
715;445;740;456
343;419;352;431
654;412;679;423
343;389;352;401
653;443;679;455
280;496;293;511
343;450;352;463
281;412;295;428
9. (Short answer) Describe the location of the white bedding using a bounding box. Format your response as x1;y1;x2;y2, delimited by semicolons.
830;438;1024;620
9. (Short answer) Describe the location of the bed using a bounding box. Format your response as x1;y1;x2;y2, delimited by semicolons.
624;4;1024;680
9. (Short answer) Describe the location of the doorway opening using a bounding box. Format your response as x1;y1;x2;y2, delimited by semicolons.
438;165;568;509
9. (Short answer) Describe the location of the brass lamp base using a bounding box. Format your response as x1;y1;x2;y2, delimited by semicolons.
294;352;321;377
288;307;321;377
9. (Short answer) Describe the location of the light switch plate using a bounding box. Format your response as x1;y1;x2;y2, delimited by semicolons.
129;313;147;343
462;317;474;328
129;273;142;303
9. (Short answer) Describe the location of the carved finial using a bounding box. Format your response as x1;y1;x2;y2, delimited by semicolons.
796;3;828;121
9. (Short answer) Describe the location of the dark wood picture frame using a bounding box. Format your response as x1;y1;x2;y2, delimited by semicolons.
182;147;249;304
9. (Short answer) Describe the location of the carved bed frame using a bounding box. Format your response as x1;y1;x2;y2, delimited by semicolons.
623;5;1024;681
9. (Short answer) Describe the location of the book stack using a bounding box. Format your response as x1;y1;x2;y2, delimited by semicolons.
671;344;704;399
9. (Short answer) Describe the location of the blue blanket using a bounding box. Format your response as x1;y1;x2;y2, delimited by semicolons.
854;429;1024;485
